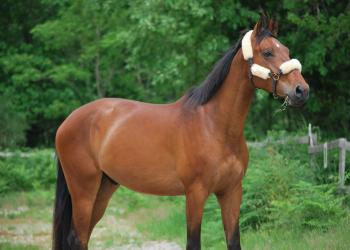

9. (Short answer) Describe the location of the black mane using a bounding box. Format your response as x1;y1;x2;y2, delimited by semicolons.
184;37;243;107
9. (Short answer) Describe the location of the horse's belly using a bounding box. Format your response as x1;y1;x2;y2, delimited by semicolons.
103;163;185;196
99;138;185;195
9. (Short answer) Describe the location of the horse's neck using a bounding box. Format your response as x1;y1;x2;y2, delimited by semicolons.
207;50;255;140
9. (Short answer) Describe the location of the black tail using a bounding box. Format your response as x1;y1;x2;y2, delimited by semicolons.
53;157;72;250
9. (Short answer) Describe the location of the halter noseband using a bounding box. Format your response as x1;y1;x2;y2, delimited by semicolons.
242;30;302;98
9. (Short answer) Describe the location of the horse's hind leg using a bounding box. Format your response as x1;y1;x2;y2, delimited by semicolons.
62;156;102;249
69;175;101;249
88;173;119;238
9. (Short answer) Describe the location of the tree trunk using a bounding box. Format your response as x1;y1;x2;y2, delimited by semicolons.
95;25;104;97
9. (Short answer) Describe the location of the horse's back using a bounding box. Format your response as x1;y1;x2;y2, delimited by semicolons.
56;97;175;147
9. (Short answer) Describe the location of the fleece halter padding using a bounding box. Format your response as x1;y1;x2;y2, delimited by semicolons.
241;30;302;97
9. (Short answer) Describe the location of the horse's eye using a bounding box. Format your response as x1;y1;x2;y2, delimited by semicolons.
262;50;273;58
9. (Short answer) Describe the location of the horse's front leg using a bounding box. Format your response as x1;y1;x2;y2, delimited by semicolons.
216;183;242;250
185;184;209;250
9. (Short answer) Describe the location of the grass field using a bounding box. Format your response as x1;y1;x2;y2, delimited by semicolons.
1;188;349;250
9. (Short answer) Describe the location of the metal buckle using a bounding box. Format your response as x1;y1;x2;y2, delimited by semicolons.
271;72;280;81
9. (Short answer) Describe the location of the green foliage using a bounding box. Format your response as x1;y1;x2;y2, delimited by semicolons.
241;146;345;230
1;0;348;146
241;147;307;229
269;181;345;230
0;150;55;193
0;95;28;148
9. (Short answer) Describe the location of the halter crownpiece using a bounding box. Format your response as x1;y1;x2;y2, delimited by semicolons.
242;30;302;97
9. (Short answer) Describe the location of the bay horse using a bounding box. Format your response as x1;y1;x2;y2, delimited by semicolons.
53;15;309;250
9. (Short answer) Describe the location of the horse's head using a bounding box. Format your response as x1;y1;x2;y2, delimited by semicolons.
242;14;309;107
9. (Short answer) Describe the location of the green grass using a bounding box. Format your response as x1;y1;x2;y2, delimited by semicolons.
242;218;350;250
138;196;350;250
0;189;54;220
0;243;39;250
137;197;186;247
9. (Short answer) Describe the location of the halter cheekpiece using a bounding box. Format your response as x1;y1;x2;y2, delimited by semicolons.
242;30;302;98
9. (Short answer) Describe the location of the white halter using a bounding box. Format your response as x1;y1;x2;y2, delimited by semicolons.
241;30;302;97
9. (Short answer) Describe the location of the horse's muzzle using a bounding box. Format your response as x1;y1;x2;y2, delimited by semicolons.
288;84;309;107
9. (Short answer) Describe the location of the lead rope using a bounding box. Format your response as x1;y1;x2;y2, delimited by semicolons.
273;96;289;115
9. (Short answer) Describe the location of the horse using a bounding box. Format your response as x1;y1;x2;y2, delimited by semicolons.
53;14;309;250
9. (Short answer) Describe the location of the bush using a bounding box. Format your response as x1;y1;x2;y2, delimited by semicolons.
241;146;306;229
0;149;56;193
268;181;345;230
240;146;345;230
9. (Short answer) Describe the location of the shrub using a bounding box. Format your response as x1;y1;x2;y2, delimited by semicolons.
0;149;56;193
268;181;345;230
240;146;345;230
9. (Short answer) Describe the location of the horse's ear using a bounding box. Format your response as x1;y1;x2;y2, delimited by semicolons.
255;20;262;37
254;11;269;37
268;19;278;36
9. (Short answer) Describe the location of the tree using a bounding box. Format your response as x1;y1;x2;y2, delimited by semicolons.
0;95;27;148
0;0;349;146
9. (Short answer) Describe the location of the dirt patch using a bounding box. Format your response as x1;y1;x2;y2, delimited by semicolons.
0;220;51;248
117;241;182;250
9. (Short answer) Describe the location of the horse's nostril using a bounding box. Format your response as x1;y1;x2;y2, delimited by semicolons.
295;85;304;98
